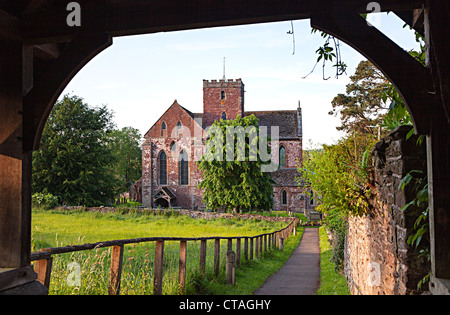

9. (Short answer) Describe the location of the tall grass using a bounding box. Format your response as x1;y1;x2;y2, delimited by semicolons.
31;209;294;295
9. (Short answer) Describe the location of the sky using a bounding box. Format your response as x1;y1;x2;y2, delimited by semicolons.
62;13;420;148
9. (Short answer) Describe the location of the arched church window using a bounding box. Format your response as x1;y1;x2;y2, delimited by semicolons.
179;150;189;186
281;190;288;205
158;151;167;185
221;90;225;100
279;146;286;168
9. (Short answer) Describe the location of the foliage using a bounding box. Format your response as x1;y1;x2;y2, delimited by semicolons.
399;169;430;290
32;192;59;210
197;114;274;213
329;60;389;135
305;29;347;80
109;127;143;192
32;94;120;207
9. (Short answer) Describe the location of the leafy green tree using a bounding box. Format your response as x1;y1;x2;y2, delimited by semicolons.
329;60;389;135
110;127;143;192
197;114;273;213
32;94;119;206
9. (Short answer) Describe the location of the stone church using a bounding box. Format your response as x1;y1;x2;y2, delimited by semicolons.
133;78;314;212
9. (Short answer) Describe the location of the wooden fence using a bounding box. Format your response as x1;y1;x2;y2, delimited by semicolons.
31;217;299;295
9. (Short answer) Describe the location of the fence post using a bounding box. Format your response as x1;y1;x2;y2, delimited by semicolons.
109;245;124;295
226;250;236;286
236;238;241;267
255;237;259;259
244;238;249;261
200;239;207;274
35;257;53;290
154;240;164;295
214;239;220;277
250;238;254;260
259;236;263;255
179;241;187;295
279;237;284;252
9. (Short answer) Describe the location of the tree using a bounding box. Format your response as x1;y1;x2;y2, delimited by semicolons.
197;114;274;213
32;94;119;206
329;60;389;135
110;127;143;192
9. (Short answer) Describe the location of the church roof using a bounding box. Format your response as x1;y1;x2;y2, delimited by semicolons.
245;110;301;139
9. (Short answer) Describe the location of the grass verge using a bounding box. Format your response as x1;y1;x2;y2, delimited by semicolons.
315;226;350;295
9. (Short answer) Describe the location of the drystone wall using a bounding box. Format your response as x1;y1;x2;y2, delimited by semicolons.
344;126;430;295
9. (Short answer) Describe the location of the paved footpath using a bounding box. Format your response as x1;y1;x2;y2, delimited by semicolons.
254;228;320;295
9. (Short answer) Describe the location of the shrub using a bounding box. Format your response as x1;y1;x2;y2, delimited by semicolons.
32;192;59;210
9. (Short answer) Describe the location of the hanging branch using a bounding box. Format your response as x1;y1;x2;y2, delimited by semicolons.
287;20;296;55
302;29;348;80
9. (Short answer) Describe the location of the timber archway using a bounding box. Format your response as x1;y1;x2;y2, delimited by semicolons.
0;0;448;294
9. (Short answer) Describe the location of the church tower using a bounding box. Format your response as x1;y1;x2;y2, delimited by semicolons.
202;78;245;129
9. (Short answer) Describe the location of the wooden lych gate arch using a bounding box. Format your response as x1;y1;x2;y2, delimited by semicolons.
0;0;448;294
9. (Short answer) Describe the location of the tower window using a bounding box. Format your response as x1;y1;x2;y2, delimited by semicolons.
221;91;225;100
222;112;227;120
158;151;167;186
279;146;286;168
179;150;189;186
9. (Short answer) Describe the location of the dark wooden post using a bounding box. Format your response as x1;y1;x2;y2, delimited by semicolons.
279;237;284;252
154;240;164;295
425;1;450;291
227;239;232;252
0;41;32;270
244;238;249;261
259;236;263;255
109;245;124;295
226;250;236;286
250;238;254;260
236;238;241;267
255;237;259;259
214;239;220;277
199;239;207;274
178;241;187;295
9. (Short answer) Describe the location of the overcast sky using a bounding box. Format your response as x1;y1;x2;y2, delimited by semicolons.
62;13;419;148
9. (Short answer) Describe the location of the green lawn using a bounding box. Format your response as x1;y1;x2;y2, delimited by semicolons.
315;226;351;295
31;208;302;295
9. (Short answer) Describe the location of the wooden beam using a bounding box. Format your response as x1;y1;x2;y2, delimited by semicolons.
311;13;433;135
0;8;20;41
23;32;112;151
33;43;60;60
20;0;425;44
424;0;450;284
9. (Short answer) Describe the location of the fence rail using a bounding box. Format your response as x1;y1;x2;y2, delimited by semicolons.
31;217;299;295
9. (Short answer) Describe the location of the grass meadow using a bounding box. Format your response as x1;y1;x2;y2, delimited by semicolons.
31;208;303;295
